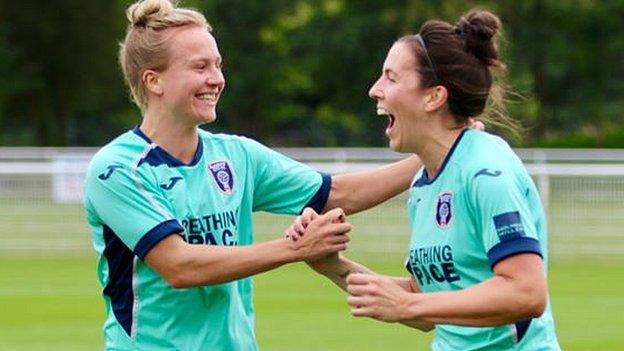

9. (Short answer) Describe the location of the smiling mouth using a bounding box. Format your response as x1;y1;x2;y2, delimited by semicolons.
195;92;218;103
377;108;396;132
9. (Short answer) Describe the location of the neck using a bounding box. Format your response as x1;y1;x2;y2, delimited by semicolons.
141;106;199;165
414;116;466;180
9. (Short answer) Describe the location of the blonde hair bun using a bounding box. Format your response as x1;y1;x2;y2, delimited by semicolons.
127;0;176;28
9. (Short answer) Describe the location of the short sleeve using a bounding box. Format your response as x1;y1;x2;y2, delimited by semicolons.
469;169;543;269
84;157;183;259
241;138;330;215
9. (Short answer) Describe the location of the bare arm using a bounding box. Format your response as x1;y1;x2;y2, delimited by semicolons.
145;209;351;288
324;155;421;214
308;254;434;332
307;254;374;291
402;253;547;326
348;253;547;327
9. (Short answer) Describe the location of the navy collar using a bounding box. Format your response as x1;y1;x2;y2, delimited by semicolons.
132;126;204;167
412;128;468;188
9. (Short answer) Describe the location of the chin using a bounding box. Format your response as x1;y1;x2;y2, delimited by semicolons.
387;138;400;152
194;111;217;124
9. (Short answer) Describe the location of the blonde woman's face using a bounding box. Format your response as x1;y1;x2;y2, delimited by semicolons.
158;26;225;125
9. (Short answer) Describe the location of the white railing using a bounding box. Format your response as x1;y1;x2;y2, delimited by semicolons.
1;147;623;259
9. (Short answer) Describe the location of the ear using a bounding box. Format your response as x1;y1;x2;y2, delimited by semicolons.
143;70;164;96
424;85;448;112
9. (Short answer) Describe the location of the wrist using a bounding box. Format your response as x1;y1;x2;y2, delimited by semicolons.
307;254;341;275
276;237;301;264
401;291;423;321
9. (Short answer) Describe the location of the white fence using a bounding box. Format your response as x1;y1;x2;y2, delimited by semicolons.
1;147;623;259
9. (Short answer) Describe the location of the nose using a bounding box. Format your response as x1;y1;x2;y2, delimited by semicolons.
368;77;383;101
208;67;225;90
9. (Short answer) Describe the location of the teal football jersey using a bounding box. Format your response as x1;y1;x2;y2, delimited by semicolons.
84;127;330;350
405;129;560;350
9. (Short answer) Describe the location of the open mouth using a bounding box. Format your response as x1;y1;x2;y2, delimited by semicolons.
377;108;396;134
195;92;218;104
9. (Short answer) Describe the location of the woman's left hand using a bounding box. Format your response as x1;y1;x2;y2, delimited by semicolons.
346;272;413;323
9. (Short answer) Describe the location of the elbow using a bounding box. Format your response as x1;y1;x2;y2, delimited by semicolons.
160;259;204;289
162;269;194;289
524;294;547;318
515;284;547;320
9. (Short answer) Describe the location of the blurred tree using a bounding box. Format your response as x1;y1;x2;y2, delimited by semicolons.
0;0;127;145
0;0;622;147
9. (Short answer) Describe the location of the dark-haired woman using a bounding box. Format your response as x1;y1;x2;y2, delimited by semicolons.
290;9;560;350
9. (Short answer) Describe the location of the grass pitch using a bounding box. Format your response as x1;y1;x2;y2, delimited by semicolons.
1;198;624;350
1;256;623;350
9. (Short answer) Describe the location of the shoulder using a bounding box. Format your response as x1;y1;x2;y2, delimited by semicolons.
456;130;522;179
198;129;266;151
86;130;150;181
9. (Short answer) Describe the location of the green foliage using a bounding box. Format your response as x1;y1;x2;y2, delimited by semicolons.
0;0;622;146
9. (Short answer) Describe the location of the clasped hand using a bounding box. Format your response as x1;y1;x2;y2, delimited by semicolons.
284;207;351;262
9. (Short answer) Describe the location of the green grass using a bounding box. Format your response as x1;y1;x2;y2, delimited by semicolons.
1;198;624;350
1;256;623;350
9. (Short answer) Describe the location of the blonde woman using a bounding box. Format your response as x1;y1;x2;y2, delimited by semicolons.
83;0;422;349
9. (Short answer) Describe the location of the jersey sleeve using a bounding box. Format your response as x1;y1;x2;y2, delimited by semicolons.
84;156;183;259
469;169;543;269
240;137;330;215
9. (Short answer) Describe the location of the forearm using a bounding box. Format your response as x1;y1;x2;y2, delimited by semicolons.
403;275;545;327
400;319;435;332
147;236;299;288
325;155;421;214
310;255;373;291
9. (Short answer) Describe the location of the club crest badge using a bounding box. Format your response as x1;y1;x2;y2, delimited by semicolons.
436;191;453;228
208;161;234;194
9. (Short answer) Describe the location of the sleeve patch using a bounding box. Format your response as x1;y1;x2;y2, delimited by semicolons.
493;211;526;241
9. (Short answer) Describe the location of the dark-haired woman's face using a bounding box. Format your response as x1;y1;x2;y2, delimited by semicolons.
368;42;428;153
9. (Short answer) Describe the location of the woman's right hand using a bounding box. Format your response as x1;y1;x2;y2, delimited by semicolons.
285;208;351;262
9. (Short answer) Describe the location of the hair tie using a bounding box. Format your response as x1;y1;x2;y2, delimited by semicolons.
414;34;441;85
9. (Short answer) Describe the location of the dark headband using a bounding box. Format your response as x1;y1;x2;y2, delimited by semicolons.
414;34;441;85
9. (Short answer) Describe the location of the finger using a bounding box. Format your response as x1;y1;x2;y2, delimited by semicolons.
468;118;485;131
324;243;348;255
347;295;367;307
351;306;374;318
284;227;298;241
324;208;346;223
328;233;350;245
324;223;352;236
346;272;373;285
301;207;319;225
346;284;369;297
294;221;306;235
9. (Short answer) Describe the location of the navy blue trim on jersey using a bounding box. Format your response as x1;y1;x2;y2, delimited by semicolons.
134;219;184;260
412;128;468;188
487;237;543;269
515;319;532;343
132;126;203;167
405;261;414;275
302;172;332;213
102;225;135;337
